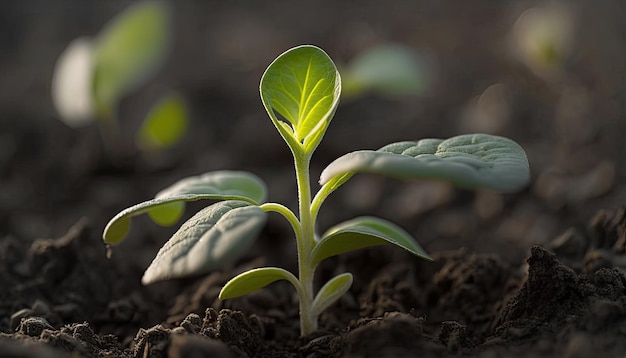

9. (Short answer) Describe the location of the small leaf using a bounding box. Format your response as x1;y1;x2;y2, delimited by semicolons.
142;201;267;284
92;0;171;115
342;44;427;98
311;217;431;266
311;273;353;317
219;267;299;300
103;171;267;244
136;92;188;151
51;37;95;127
260;45;341;151
320;134;530;192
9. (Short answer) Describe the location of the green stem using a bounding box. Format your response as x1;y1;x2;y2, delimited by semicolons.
259;203;301;239
293;150;317;336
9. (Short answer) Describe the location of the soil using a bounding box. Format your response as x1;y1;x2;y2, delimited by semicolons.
2;1;626;357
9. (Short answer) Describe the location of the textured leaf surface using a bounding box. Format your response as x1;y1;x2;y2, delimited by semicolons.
311;217;431;265
260;45;341;150
92;0;171;113
219;267;298;300
142;201;267;284
103;171;267;244
311;273;353;316
320;134;530;192
136;92;188;151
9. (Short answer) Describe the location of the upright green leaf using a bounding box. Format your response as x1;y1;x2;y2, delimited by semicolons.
311;217;431;266
260;45;341;152
92;0;171;116
136;92;188;152
103;171;267;244
320;134;530;192
142;201;267;284
310;273;353;317
219;267;300;300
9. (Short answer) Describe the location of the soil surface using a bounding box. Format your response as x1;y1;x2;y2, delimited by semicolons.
2;1;626;357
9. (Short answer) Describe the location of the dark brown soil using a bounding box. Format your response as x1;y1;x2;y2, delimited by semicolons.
2;1;626;357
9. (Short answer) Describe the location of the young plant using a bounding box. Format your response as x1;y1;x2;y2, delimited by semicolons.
52;1;187;160
103;45;530;336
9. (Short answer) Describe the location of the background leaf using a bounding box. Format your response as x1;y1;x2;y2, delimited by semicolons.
103;171;267;244
136;92;188;152
92;0;171;116
219;267;299;300
311;217;431;265
51;37;95;127
142;201;267;284
260;45;341;149
310;273;353;317
320;133;530;192
342;44;427;98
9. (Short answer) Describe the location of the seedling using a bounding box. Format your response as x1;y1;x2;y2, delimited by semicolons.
52;1;187;160
103;45;530;336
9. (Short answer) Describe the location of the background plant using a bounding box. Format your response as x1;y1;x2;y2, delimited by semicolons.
51;0;187;161
103;45;530;336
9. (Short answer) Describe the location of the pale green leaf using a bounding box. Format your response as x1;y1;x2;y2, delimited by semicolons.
142;201;267;284
103;171;267;244
311;273;353;317
342;44;426;97
260;45;341;151
51;37;95;127
320;133;530;192
136;92;188;151
311;217;431;266
92;0;171;114
219;267;299;300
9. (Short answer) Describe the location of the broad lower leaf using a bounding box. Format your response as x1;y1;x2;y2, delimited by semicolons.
136;92;188;151
260;45;341;152
311;217;431;266
311;273;353;317
92;0;171;115
320;134;530;192
51;37;95;127
103;171;267;244
219;267;299;300
142;201;267;284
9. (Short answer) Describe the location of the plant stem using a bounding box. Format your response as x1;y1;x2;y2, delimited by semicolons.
294;150;317;336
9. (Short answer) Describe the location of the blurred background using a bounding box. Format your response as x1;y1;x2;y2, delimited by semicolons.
1;0;625;264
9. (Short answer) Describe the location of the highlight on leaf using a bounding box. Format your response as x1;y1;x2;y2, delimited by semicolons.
320;133;530;192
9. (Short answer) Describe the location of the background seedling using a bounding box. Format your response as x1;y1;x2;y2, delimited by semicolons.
51;0;187;162
103;45;530;336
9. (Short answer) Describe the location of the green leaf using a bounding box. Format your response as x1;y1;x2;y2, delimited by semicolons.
103;171;267;244
136;92;188;151
219;267;299;300
320;134;530;192
311;273;353;317
92;0;171;115
311;217;431;266
260;45;341;152
342;44;426;98
142;201;267;284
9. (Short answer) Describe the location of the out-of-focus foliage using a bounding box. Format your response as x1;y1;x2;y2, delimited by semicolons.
341;44;431;99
